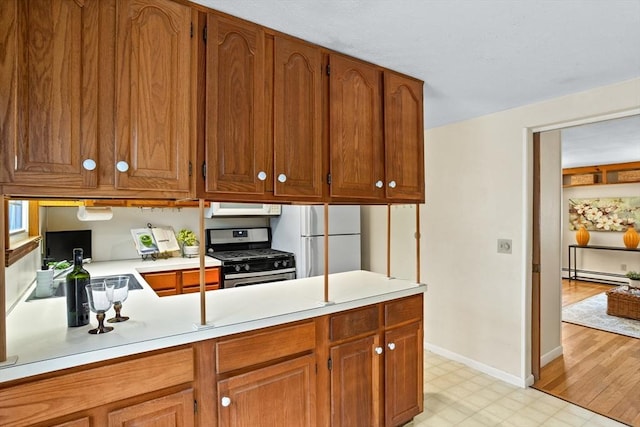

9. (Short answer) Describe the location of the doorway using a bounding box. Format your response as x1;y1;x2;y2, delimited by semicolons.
530;112;640;422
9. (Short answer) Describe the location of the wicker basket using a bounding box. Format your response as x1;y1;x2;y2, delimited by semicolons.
606;286;640;320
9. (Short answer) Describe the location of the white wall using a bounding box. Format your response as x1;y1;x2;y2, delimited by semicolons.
5;249;40;313
43;207;269;261
562;182;640;280
362;77;640;386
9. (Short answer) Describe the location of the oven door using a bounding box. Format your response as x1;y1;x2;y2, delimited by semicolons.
223;269;296;288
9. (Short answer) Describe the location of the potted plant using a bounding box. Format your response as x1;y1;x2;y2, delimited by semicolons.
177;229;199;258
626;271;640;289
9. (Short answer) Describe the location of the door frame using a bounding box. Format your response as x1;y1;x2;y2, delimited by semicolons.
529;108;640;380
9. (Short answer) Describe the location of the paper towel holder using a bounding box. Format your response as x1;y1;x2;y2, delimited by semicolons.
77;206;113;221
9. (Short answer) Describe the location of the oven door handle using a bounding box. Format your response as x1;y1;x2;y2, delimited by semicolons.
225;268;296;280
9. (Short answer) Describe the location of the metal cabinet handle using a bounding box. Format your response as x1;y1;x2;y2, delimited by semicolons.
82;159;96;171
257;171;267;181
374;346;383;355
221;396;231;407
388;342;396;350
375;180;384;189
277;173;287;183
388;180;397;189
116;161;129;172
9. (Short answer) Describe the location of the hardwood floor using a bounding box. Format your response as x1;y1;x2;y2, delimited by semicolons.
534;280;640;426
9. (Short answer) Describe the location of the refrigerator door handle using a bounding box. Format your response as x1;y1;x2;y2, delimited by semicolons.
306;237;313;278
304;206;313;236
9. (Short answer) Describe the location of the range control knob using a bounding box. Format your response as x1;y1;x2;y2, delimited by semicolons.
207;248;214;254
282;260;289;267
234;265;241;272
274;261;280;268
244;264;250;271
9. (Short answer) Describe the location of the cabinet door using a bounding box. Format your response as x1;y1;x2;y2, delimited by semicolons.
0;0;99;187
52;417;91;427
330;335;381;427
384;72;425;202
205;15;266;195
273;37;324;200
108;389;194;427
329;54;384;201
384;322;423;427
142;271;178;297
114;0;193;194
217;354;316;427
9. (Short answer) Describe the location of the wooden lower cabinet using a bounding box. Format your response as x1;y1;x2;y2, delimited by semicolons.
217;355;316;427
108;389;195;427
327;294;424;427
330;335;381;427
51;418;91;427
142;267;220;296
384;322;423;426
0;295;423;427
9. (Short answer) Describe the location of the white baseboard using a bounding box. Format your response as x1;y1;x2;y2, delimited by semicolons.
425;342;531;388
540;345;563;367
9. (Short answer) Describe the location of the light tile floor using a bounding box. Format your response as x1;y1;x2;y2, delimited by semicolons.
407;351;627;427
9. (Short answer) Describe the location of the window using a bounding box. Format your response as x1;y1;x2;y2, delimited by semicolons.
9;200;28;236
5;199;41;267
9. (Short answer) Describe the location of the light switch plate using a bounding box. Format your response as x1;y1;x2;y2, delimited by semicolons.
497;239;512;254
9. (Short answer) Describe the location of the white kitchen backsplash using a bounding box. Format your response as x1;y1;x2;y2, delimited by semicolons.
44;206;269;262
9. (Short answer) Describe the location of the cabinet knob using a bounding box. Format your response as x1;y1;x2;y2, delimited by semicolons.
116;161;129;172
221;396;231;407
388;180;397;189
375;180;384;189
82;159;97;171
374;346;383;355
387;342;396;350
257;171;267;181
277;173;287;183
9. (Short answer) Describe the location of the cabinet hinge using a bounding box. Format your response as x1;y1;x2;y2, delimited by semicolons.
203;26;207;43
327;173;332;185
194;399;198;413
189;161;193;177
326;64;330;76
190;22;193;38
328;358;332;371
202;162;207;178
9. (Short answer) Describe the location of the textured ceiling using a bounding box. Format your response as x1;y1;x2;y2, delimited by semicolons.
194;0;640;165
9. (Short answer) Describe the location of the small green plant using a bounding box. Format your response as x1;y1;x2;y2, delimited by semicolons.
176;229;198;246
626;271;640;280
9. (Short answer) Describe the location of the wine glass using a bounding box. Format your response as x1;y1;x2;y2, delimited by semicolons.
85;280;114;334
105;276;130;323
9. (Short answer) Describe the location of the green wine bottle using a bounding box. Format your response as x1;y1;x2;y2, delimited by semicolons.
65;248;90;327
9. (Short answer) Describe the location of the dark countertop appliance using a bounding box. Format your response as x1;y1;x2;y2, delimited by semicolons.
206;227;295;289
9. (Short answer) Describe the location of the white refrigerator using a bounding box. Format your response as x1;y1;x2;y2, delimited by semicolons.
270;205;361;278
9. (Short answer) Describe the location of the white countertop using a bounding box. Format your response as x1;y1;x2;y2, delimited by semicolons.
1;258;426;383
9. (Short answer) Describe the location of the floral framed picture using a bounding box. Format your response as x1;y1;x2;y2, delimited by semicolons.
569;197;640;231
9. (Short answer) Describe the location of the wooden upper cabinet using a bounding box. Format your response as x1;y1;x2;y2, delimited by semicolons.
205;15;266;195
114;0;194;194
329;54;385;201
0;0;99;188
273;37;324;200
384;72;425;202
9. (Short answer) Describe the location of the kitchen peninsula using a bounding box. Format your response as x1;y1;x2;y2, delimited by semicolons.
2;262;425;426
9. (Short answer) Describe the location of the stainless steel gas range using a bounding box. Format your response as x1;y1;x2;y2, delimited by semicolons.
205;227;296;289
